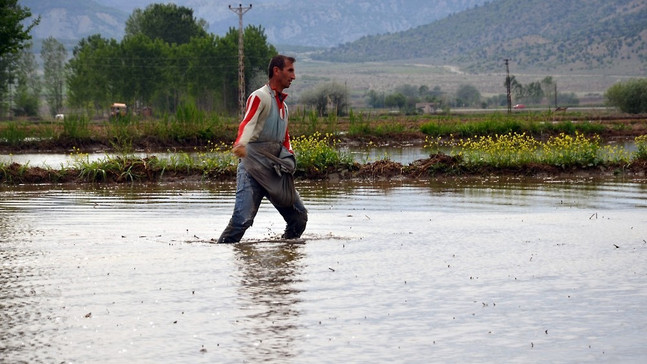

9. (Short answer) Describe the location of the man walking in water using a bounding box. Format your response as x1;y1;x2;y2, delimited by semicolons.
217;55;308;243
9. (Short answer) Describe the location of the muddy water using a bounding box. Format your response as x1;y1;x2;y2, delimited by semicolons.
1;179;646;363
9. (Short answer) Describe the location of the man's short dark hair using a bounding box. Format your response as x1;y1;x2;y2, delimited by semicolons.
268;55;296;78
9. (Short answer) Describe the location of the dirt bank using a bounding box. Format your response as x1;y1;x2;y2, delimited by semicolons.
2;153;646;185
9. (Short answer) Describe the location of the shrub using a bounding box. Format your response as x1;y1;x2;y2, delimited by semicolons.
636;135;647;160
61;115;91;140
605;78;647;114
291;132;353;172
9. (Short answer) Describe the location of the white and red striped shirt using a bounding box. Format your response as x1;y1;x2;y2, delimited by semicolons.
234;84;293;153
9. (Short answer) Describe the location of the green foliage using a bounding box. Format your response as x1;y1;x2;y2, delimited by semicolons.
66;133;353;182
66;35;119;113
384;93;406;109
299;82;350;116
0;1;39;108
61;115;90;140
13;43;40;116
124;3;208;45
605;78;647;114
635;135;647;160
347;109;369;135
0;121;27;145
291;132;354;172
540;133;602;167
41;37;67;116
455;84;481;107
365;83;450;112
420;114;604;137
66;25;276;115
0;1;40;58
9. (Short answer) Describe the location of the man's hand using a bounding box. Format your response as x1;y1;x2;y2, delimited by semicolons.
232;144;247;158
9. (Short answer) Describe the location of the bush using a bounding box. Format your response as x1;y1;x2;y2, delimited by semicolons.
605;78;647;114
636;135;647;160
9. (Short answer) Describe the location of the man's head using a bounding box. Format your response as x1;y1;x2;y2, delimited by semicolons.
268;55;296;91
268;55;295;78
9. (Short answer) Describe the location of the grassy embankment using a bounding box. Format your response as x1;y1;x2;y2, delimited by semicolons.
1;109;646;184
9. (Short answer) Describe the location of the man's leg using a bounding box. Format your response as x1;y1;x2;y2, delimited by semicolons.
275;192;308;239
217;163;264;243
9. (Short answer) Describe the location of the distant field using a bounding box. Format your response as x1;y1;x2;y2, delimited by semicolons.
290;57;641;107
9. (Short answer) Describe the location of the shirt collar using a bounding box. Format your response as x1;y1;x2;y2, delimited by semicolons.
268;84;288;102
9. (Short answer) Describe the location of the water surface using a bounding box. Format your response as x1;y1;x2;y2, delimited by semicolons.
1;179;646;363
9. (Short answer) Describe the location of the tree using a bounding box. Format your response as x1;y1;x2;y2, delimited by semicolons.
524;81;544;104
455;84;481;107
0;0;40;58
41;37;67;116
125;3;208;45
66;35;120;114
605;78;647;114
13;42;40;116
66;24;277;115
366;90;385;108
508;76;524;101
541;76;556;108
241;25;278;94
1;0;40;114
119;35;167;109
300;82;349;116
384;92;406;109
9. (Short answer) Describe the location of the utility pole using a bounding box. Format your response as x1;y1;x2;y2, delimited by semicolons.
229;4;252;118
504;59;511;114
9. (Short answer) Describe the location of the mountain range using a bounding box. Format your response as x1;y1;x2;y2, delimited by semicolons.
20;0;646;75
314;0;647;73
21;0;489;48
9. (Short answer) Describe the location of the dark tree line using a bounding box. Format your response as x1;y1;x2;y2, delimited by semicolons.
66;4;277;116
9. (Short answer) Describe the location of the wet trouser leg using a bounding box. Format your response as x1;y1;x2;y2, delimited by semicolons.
217;163;264;243
273;192;308;239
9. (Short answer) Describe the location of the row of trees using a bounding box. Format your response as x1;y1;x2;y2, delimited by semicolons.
3;37;69;117
1;3;277;118
359;76;581;115
67;4;276;116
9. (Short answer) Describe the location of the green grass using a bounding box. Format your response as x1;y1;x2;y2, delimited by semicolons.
62;115;91;141
420;113;606;137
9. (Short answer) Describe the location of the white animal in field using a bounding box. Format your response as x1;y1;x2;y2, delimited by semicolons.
55;114;64;121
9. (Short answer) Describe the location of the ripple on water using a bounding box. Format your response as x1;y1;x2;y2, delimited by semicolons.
1;180;646;363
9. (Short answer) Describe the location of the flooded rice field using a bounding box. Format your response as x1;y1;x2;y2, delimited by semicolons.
0;140;638;168
1;178;647;363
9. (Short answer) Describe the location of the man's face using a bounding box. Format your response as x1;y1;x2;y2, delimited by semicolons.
275;61;296;89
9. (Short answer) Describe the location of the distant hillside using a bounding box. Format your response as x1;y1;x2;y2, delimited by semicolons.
314;0;647;73
22;0;127;48
27;0;490;48
208;0;489;47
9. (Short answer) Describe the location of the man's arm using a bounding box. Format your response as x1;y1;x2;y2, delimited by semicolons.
232;93;263;157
